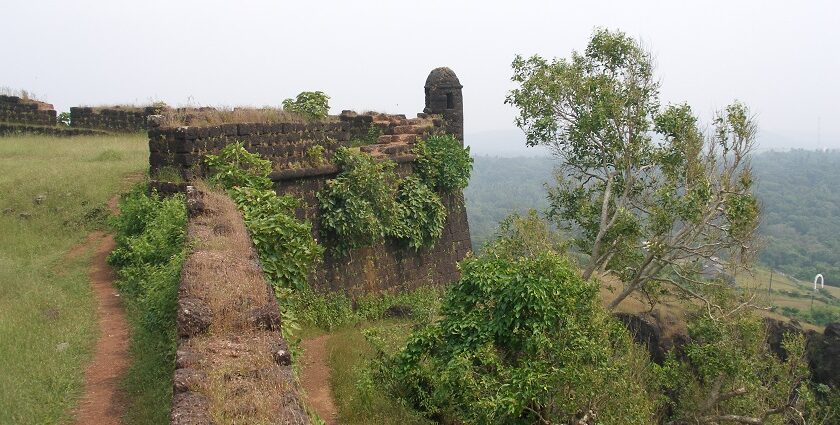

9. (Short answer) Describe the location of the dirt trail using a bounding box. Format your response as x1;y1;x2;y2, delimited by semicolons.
301;335;339;425
72;198;129;425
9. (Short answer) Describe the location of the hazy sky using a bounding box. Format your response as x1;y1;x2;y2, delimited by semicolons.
2;1;838;152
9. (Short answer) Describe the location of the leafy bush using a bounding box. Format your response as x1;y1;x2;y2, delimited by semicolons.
377;249;659;424
107;184;187;425
414;134;473;193
228;187;323;290
656;311;817;424
317;147;400;255
282;91;330;120
390;177;446;250
483;209;566;259
57;112;71;126
306;144;326;167
205;142;272;190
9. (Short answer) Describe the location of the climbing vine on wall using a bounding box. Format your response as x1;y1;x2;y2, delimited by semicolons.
318;134;470;256
391;176;446;250
317;147;401;256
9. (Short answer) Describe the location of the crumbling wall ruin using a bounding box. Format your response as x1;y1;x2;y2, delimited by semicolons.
0;95;57;126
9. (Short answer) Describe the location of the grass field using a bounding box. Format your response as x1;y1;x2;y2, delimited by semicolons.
0;134;148;424
736;266;840;327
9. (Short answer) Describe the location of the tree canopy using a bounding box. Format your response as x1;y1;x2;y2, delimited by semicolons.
506;28;760;311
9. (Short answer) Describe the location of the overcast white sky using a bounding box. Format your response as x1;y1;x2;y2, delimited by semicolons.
2;1;838;152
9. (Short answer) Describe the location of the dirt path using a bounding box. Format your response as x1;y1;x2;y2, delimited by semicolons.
72;198;129;425
300;335;339;425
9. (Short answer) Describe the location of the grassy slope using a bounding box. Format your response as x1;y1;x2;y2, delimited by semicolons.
326;321;433;425
0;134;148;424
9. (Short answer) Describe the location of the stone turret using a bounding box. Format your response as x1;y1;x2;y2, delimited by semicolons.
424;67;464;143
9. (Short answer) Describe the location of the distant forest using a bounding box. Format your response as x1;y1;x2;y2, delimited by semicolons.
464;150;840;286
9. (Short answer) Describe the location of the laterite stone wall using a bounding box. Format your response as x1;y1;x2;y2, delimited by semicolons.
0;95;57;126
70;106;159;132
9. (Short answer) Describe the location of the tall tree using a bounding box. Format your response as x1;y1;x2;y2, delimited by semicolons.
506;28;760;311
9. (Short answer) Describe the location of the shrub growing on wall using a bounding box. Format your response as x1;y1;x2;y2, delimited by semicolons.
205;142;272;190
229;187;322;290
414;133;473;193
317;147;401;256
390;176;446;250
282;91;330;120
206;143;322;291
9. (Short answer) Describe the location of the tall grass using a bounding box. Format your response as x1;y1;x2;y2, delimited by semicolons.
0;134;148;423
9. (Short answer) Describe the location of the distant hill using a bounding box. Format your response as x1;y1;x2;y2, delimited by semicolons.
465;150;840;287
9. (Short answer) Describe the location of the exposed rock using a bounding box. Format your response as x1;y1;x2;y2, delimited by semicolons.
173;368;206;394
614;312;688;363
147;114;165;128
175;349;203;369
271;339;293;366
33;194;46;204
247;305;282;331
171;391;212;425
807;322;840;388
764;317;803;360
177;297;212;339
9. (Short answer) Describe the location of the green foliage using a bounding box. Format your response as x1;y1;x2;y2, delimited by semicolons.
483;209;566;259
108;184;187;424
656;306;816;424
57;112;71;126
414;134;473;193
282;91;330;120
317;147;400;255
205;142;273;190
506;28;760;308
781;305;840;327
391;177;446;250
306;144;326;167
289;286;443;331
379;250;659;424
229;187;323;291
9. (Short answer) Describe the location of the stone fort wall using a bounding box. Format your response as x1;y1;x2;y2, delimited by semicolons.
0;95;57;126
150;68;472;293
70;105;162;132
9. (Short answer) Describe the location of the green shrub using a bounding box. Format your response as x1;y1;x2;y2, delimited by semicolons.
107;184;187;424
657;311;817;424
205;142;272;190
306;144;326;167
57;112;71;127
228;187;323;290
390;177;446;250
483;209;566;258
282;91;330;120
378;250;658;424
317;147;400;255
414;134;473;193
